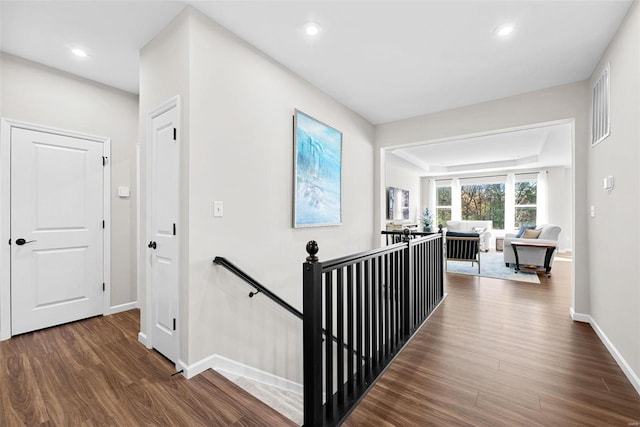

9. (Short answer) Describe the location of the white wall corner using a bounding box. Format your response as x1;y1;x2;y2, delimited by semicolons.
110;301;138;314
589;317;640;396
178;354;217;379
178;353;303;396
569;307;590;323
138;332;150;348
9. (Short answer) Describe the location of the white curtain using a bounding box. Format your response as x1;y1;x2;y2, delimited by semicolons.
451;178;461;221
428;178;436;214
504;173;515;232
537;171;548;225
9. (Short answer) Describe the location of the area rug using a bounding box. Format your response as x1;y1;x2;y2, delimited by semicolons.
446;251;541;284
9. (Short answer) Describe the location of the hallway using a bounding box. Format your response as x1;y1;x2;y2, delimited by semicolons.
345;257;640;425
0;309;295;426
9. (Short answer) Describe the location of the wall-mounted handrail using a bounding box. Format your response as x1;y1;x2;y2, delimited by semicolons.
213;255;365;364
213;256;303;320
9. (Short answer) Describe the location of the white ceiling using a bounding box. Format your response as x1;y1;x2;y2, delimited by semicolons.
0;1;630;175
389;122;572;177
0;0;632;125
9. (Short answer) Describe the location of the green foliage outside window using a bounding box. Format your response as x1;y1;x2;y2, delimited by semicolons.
515;207;537;227
461;184;505;229
436;186;452;227
515;181;537;205
515;180;537;227
436;187;451;206
436;208;451;226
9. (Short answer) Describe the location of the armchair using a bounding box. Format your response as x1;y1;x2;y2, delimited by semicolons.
445;231;481;274
504;225;561;273
446;220;492;252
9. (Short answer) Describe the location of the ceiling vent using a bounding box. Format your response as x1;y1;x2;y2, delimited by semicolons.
591;63;610;147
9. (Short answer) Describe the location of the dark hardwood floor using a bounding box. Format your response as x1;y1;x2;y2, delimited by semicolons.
2;255;639;426
0;309;296;426
345;255;640;426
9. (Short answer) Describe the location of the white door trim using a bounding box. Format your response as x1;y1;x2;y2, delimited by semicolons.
0;118;111;340
145;95;181;362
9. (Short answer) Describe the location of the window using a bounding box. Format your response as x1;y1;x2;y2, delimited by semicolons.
435;184;452;226
460;183;505;229
514;178;537;228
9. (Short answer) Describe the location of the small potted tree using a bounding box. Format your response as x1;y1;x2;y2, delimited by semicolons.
421;208;433;232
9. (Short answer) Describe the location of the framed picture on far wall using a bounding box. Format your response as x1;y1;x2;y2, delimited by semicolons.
387;187;410;220
293;110;343;228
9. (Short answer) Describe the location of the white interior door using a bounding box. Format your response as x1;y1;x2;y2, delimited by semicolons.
148;100;179;363
10;127;104;335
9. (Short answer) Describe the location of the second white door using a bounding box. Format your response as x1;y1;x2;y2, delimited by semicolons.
148;100;180;363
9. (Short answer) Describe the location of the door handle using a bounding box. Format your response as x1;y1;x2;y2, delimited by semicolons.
148;241;157;249
15;238;37;246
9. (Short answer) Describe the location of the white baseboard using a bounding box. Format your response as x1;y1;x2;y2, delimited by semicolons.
589;317;640;396
178;354;217;379
179;353;303;395
570;309;640;396
569;307;590;323
138;332;148;347
110;301;138;314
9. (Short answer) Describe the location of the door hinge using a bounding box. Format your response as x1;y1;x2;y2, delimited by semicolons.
102;156;108;166
102;220;105;229
8;239;11;245
173;318;176;331
173;223;176;236
102;283;105;292
173;128;177;141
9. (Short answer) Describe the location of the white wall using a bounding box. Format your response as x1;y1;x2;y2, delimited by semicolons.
139;9;191;357
546;167;573;252
140;8;375;382
374;82;590;315
587;3;640;379
0;53;139;309
385;154;422;224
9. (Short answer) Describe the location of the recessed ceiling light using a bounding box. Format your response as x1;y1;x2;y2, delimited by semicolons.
71;48;88;57
304;22;322;37
494;24;514;37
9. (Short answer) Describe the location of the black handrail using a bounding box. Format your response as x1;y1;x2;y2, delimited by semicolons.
213;255;365;362
213;256;303;320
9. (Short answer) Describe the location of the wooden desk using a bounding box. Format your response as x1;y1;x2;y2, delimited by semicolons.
510;241;557;277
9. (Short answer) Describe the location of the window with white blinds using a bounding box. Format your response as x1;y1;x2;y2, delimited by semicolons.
592;63;610;147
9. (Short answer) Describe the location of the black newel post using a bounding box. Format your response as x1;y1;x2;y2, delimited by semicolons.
303;240;323;427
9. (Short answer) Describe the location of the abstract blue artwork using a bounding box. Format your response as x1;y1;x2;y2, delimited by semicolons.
294;110;342;228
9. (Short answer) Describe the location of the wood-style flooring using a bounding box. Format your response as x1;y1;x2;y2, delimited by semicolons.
2;255;639;426
0;309;296;426
345;255;640;426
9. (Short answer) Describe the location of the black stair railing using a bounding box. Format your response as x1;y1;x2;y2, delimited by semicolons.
213;256;363;359
303;232;445;427
213;257;302;320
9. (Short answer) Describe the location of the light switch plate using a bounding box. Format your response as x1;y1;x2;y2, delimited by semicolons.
118;186;130;198
590;205;596;218
214;201;223;217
